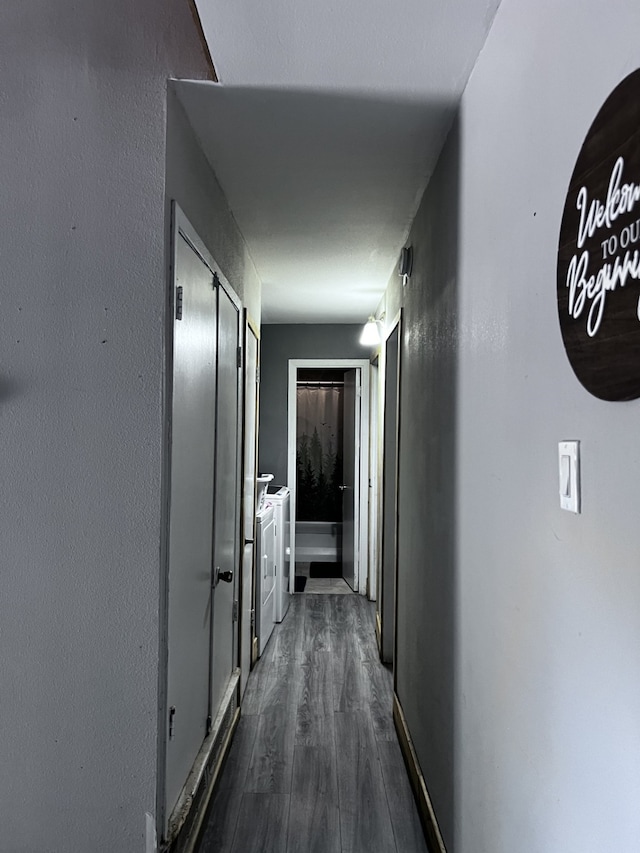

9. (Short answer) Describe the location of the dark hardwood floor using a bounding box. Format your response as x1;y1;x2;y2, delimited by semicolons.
198;594;428;853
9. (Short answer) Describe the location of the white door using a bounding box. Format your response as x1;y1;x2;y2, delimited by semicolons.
210;282;240;722
165;233;217;818
341;369;359;590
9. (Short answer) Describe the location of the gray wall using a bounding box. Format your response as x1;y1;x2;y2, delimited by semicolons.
389;117;460;846
258;325;364;484
385;0;640;850
167;86;261;322
0;4;248;852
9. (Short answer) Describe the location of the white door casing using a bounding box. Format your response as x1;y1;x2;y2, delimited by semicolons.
341;368;358;590
368;360;379;600
287;359;369;594
240;315;259;696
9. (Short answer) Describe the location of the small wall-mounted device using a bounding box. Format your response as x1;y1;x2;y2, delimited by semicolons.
558;440;580;513
398;246;413;284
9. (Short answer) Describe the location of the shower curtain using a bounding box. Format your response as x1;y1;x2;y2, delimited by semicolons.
296;384;343;521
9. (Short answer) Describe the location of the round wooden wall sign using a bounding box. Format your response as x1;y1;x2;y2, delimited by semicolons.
557;68;640;401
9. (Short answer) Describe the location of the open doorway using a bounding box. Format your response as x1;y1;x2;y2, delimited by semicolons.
287;359;370;595
295;368;348;593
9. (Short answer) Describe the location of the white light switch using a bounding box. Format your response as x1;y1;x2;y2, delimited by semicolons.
558;441;580;513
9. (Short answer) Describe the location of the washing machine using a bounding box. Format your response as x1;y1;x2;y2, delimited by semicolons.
267;485;291;622
255;502;276;656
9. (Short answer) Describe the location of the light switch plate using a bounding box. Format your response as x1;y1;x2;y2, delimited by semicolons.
558;441;580;513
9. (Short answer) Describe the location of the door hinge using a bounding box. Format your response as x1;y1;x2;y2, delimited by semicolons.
232;600;239;622
237;346;243;369
250;609;255;629
206;714;212;735
175;286;183;320
213;271;220;290
168;706;176;740
256;365;260;384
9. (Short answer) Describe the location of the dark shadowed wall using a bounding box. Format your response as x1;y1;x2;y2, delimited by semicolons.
258;324;363;484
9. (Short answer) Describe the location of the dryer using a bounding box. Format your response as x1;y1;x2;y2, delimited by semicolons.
255;502;276;656
267;486;291;622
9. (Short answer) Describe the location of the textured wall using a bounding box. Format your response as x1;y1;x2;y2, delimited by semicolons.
391;0;640;851
390;125;460;843
0;3;211;851
258;325;364;484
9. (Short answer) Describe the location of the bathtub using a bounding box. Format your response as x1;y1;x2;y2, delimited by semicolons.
295;521;342;563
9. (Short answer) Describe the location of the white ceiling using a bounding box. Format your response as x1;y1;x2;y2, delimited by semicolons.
183;0;501;323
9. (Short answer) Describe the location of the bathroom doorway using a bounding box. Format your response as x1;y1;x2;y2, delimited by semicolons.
287;359;370;594
295;368;347;592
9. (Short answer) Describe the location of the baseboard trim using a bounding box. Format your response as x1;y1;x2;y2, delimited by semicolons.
164;670;241;853
178;707;240;853
375;611;382;654
393;692;447;853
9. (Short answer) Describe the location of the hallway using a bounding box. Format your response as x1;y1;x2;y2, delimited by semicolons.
198;594;428;853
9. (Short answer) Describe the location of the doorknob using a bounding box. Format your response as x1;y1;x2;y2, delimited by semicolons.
215;567;234;584
339;485;349;491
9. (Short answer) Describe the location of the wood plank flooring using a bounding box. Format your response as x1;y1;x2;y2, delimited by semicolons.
198;594;428;853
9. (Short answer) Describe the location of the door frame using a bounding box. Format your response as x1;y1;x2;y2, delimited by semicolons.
287;358;370;594
240;311;260;681
376;309;402;664
367;357;379;600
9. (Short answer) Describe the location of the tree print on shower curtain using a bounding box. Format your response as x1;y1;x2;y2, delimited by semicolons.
296;385;343;521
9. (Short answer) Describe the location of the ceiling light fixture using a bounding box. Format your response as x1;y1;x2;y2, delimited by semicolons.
360;315;381;346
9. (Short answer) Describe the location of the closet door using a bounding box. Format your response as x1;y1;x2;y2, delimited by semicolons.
165;232;217;818
210;281;241;721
